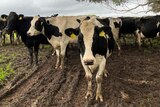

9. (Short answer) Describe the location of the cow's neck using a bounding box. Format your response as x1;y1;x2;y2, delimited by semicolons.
43;22;54;40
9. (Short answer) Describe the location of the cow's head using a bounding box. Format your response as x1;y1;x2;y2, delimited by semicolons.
65;18;112;65
27;15;61;37
1;14;8;21
4;12;23;33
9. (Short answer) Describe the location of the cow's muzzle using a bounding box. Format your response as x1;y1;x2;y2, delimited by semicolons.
84;59;94;65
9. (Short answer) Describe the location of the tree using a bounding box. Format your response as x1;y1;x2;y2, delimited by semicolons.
77;0;160;13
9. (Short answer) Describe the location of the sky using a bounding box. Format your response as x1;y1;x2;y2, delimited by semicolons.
0;0;159;17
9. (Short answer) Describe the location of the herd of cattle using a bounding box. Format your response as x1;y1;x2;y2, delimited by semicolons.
0;11;160;102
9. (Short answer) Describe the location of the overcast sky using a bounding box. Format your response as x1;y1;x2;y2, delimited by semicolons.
0;0;159;17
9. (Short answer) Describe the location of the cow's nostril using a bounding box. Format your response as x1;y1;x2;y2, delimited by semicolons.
84;60;94;65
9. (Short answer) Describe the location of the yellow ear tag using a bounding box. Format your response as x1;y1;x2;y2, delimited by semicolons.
99;31;105;37
14;32;17;37
19;17;22;20
70;33;76;39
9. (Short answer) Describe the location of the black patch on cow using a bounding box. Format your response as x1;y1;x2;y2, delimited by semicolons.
76;19;81;24
37;18;62;40
35;19;43;32
96;18;110;26
94;26;114;57
114;22;121;28
119;17;140;36
78;33;85;56
137;16;160;38
51;14;58;17
65;28;79;37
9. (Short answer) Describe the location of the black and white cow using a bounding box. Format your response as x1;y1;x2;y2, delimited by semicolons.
136;15;160;47
96;17;122;54
119;17;140;45
27;15;90;69
0;14;20;46
0;14;7;45
65;17;115;102
4;12;49;65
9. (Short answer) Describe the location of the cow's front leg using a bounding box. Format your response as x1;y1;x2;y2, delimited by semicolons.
96;57;106;102
85;69;93;100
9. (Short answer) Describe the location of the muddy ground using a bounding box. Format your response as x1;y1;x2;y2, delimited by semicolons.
0;43;160;107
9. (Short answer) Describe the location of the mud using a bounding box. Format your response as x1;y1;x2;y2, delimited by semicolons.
0;44;160;107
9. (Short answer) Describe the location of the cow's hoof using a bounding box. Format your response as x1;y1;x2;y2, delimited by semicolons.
85;91;92;100
96;93;103;102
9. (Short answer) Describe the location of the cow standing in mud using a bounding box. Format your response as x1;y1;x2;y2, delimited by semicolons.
4;12;49;65
65;17;115;102
136;15;160;47
27;15;90;69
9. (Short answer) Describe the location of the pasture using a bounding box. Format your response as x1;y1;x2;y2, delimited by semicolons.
0;38;160;107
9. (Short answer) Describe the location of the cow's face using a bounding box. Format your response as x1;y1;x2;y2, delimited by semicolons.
27;16;61;37
5;12;23;33
27;15;42;36
65;19;111;65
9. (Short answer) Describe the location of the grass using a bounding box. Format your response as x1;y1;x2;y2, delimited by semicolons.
0;49;17;84
0;63;14;84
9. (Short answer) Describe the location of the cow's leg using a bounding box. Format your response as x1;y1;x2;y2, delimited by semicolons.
113;35;121;55
96;57;106;102
16;34;20;44
34;44;39;65
10;33;14;45
59;42;68;69
28;47;33;65
2;33;5;46
135;30;142;49
55;49;60;69
0;31;2;46
80;56;93;100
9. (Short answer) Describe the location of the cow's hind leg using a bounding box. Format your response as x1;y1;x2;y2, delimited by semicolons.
34;44;39;65
55;49;60;69
28;47;33;66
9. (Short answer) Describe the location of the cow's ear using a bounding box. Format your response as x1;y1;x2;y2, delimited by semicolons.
97;18;109;26
77;19;81;23
39;18;45;25
1;14;8;20
52;14;58;17
65;28;79;39
98;26;111;38
18;14;24;20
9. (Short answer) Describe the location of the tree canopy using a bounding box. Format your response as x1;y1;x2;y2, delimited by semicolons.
77;0;160;13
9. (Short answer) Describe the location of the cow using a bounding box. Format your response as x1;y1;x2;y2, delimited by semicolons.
4;12;50;65
65;17;115;102
0;14;7;46
0;14;20;46
27;15;90;69
95;17;122;55
136;15;160;47
119;17;140;45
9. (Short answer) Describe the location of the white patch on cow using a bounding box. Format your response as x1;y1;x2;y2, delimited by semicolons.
27;15;42;36
156;22;160;28
157;22;160;37
47;35;61;49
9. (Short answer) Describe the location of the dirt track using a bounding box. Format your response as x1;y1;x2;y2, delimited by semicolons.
0;44;160;107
